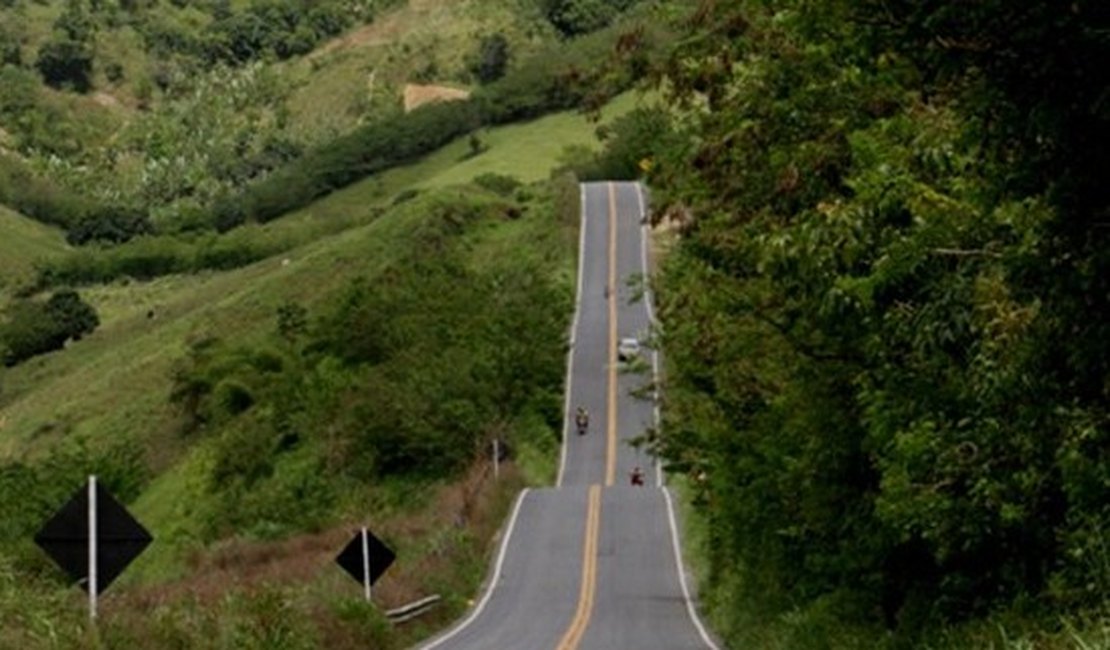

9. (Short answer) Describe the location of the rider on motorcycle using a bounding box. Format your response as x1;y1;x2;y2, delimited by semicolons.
575;407;589;435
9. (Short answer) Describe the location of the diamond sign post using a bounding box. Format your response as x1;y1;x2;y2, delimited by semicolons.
335;527;395;602
34;475;153;620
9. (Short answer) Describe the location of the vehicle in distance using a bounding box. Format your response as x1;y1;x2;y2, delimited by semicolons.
618;337;641;362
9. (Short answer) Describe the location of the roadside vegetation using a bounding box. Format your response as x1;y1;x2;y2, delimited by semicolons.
0;0;664;645
626;1;1110;648
0;174;580;648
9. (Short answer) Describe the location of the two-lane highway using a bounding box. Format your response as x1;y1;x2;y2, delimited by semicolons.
420;182;719;650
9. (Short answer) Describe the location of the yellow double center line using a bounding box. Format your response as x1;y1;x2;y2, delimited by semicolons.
555;484;602;650
557;183;620;650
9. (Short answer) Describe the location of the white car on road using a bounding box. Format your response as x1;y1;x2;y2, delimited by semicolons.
618;337;641;362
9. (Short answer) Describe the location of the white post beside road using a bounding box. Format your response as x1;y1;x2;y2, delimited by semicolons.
88;475;98;620
361;526;371;602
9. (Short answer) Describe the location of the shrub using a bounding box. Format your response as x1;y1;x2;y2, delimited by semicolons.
1;289;99;366
104;60;124;82
0;27;20;66
391;188;420;205
472;33;510;84
35;38;93;92
576;107;675;181
473;172;521;196
0;156;88;228
543;0;617;37
65;205;154;246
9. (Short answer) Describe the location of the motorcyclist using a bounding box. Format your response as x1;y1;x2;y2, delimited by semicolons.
575;407;589;435
630;466;645;486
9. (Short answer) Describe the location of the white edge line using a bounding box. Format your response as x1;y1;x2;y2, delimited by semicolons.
663;487;722;650
635;184;665;489
557;184;588;488
418;489;531;650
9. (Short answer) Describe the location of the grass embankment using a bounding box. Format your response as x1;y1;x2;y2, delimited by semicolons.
0;205;67;295
0;85;603;643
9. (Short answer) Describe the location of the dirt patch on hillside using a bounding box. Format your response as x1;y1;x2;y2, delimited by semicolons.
403;83;470;112
92;91;124;110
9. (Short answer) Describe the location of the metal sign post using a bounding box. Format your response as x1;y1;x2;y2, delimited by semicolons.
360;527;371;602
88;475;97;621
335;527;395;600
35;475;152;620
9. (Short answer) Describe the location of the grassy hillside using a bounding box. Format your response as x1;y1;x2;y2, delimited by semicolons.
0;0;570;230
0;204;66;273
0;85;634;455
0;178;579;649
0;82;642;456
26;90;642;292
0;79;637;645
283;0;555;140
0;204;67;297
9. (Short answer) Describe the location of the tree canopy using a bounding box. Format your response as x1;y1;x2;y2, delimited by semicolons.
646;0;1108;642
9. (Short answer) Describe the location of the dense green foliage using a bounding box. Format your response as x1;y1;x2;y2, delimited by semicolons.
648;0;1108;645
537;0;645;37
65;204;153;245
1;289;99;366
471;33;510;84
34;37;93;92
0;154;88;228
166;187;570;538
572;106;675;181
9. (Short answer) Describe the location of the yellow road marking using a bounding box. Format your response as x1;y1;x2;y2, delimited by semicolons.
606;182;618;487
555;484;602;650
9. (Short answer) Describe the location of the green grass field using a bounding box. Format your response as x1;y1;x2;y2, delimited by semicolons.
0;205;67;295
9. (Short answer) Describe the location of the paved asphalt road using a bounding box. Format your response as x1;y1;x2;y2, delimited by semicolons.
419;182;719;650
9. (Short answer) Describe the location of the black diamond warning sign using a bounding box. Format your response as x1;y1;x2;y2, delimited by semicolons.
336;528;395;588
34;481;152;594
